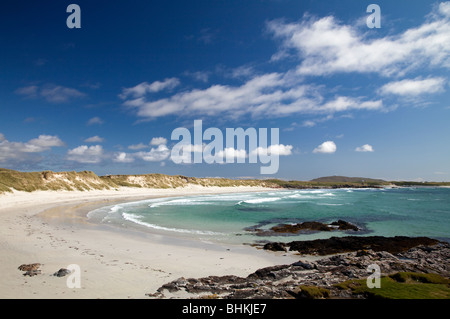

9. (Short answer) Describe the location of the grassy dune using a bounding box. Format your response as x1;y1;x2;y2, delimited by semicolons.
1;168;448;194
0;168;278;194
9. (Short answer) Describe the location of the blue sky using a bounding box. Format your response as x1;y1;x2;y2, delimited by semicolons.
1;0;449;181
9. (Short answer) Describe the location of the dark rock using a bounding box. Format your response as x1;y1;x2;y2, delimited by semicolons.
330;220;359;231
286;236;440;255
150;238;449;299
247;264;291;280
53;268;72;277
263;242;287;252
292;261;315;270
271;221;331;234
252;220;361;236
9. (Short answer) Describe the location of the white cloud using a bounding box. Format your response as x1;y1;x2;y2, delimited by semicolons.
150;137;168;146
440;2;450;16
0;134;65;163
355;144;374;152
313;141;336;154
216;148;248;160
229;65;255;79
113;152;134;163
135;144;170;162
122;73;381;119
302;120;316;127
120;78;180;99
67;145;104;164
40;85;85;103
87;117;104;126
119;3;447;121
16;84;85;103
380;77;446;96
27;135;65;150
84;136;104;143
267;4;450;76
251;144;293;156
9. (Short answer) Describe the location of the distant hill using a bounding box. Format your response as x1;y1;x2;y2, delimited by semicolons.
310;176;387;185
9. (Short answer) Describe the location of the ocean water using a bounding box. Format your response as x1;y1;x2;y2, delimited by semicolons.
87;187;450;245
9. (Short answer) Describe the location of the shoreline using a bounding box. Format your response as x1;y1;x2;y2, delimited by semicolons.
1;185;448;299
0;186;301;299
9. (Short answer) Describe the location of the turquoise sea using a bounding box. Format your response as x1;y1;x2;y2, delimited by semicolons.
87;187;450;245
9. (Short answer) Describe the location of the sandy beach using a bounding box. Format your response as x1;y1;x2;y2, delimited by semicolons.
0;186;299;299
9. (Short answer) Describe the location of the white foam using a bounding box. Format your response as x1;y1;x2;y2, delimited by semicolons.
109;205;121;213
243;197;282;204
121;213;223;235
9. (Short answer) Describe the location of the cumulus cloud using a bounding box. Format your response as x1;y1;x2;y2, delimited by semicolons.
113;152;134;163
251;144;293;156
216;148;248;161
267;4;450;76
355;144;374;152
313;141;336;154
135;144;170;162
15;84;85;103
380;77;446;96
84;136;104;143
150;137;168;146
0;134;65;163
67;145;104;164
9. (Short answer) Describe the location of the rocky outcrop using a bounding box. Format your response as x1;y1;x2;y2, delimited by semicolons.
249;220;360;236
150;238;449;299
263;236;440;255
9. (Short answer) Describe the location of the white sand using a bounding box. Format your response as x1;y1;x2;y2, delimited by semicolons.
0;186;299;299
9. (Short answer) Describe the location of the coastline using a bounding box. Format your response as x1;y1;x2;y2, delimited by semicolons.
1;185;448;299
0;185;301;299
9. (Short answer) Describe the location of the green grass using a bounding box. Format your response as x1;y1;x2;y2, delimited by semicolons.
297;285;330;299
335;272;450;299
